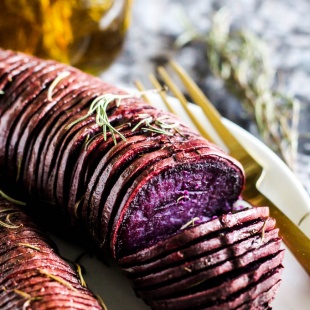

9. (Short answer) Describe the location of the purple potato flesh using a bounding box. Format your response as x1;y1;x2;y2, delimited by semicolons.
112;151;244;258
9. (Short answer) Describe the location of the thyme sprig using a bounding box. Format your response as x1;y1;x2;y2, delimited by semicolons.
66;88;166;145
176;8;300;169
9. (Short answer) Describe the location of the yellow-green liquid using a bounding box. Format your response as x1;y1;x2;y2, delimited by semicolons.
0;0;132;74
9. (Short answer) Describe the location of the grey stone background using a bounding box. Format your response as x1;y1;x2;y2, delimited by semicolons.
102;0;310;194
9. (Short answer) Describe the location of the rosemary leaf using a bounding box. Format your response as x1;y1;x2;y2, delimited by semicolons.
17;243;41;251
0;189;26;206
38;269;78;292
0;219;20;229
95;294;108;310
180;217;200;230
75;263;87;287
47;71;70;101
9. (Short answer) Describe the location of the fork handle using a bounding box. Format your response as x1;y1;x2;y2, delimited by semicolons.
256;195;310;276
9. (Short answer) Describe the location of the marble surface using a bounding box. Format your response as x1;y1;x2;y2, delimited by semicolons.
101;0;310;194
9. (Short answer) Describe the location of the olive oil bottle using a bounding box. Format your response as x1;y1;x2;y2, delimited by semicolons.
0;0;132;74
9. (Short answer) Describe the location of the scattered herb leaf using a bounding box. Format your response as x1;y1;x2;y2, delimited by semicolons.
298;211;310;227
95;294;108;310
17;243;41;251
177;195;186;202
0;189;26;206
0;208;21;229
47;71;70;101
38;269;78;291
181;217;200;230
75;263;87;288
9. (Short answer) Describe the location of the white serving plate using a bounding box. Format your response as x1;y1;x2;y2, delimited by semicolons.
53;91;310;310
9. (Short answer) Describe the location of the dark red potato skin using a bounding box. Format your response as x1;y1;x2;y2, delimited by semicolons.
148;251;284;309
0;198;103;309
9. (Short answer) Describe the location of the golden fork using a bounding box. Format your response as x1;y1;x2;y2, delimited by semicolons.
135;60;310;276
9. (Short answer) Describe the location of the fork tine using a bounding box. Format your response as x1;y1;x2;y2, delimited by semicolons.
169;60;250;161
157;66;214;142
148;73;179;116
133;80;152;104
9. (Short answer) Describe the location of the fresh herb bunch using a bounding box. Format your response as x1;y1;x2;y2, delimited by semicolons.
176;8;300;169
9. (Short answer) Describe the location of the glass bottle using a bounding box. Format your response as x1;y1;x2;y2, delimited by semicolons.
0;0;132;74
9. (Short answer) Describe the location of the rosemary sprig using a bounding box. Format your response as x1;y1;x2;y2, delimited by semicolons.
66;88;165;145
176;8;300;169
132;114;179;136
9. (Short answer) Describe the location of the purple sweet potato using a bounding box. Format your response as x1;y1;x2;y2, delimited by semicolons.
111;148;244;258
0;49;245;256
148;251;284;309
200;267;283;310
1;63;65;179
24;86;97;197
119;207;284;309
0;197;104;309
0;48;284;309
93;138;210;247
133;239;282;297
